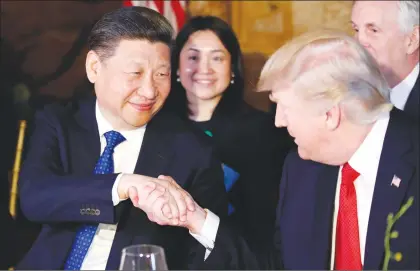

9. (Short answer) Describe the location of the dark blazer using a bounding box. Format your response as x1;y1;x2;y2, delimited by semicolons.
204;109;419;270
188;102;293;248
404;73;419;121
16;96;228;270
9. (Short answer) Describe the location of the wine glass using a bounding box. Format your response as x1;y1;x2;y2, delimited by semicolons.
119;244;168;270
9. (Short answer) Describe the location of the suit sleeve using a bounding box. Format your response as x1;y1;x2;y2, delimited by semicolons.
239;122;293;248
19;108;118;224
185;145;229;268
191;150;293;270
188;147;228;218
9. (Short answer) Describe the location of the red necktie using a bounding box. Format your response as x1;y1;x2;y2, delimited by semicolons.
335;162;363;270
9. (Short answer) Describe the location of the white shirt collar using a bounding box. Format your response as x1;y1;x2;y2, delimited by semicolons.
348;112;390;180
95;101;147;142
391;63;419;110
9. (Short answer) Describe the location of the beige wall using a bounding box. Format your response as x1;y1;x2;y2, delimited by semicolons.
0;1;353;110
189;1;354;111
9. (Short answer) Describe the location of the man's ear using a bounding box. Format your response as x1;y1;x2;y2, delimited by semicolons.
325;104;341;131
406;25;419;55
86;51;102;83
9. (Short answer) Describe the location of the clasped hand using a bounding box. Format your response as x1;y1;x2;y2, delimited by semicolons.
118;174;198;228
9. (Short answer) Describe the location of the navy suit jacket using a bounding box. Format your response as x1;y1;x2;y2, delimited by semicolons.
404;73;419;121
204;109;419;270
17;97;228;270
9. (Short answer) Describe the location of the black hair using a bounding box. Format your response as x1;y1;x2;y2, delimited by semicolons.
88;6;174;61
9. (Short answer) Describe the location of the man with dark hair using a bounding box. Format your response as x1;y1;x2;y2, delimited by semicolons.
17;7;227;270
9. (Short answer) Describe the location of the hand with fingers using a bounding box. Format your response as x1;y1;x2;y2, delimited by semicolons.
146;175;209;234
117;174;197;225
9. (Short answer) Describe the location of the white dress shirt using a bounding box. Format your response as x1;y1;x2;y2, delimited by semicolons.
201;113;393;266
330;112;390;269
390;63;419;110
81;102;219;269
81;103;146;269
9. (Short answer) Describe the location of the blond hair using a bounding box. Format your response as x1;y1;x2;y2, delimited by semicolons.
258;29;393;124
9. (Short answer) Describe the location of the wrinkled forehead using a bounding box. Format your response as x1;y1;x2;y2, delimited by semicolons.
352;1;399;26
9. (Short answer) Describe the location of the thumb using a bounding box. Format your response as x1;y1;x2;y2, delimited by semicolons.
128;186;139;207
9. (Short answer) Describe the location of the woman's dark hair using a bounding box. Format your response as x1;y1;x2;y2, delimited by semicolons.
165;16;245;119
88;6;173;61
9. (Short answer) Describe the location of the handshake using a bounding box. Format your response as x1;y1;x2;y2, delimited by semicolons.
117;174;207;233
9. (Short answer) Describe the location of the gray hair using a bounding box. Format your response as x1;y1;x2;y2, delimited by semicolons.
258;29;393;125
397;1;419;34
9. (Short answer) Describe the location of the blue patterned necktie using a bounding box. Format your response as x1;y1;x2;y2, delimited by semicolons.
64;131;126;270
204;130;239;215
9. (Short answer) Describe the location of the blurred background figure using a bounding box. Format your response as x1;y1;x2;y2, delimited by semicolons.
164;15;293;248
351;0;419;120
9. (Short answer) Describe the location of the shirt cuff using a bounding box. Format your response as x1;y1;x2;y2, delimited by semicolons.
189;209;220;260
112;173;126;206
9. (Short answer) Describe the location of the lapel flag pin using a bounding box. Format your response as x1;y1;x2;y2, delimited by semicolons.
391;175;401;188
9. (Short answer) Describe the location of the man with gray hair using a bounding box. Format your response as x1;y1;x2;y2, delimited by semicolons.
141;29;419;270
351;1;419;120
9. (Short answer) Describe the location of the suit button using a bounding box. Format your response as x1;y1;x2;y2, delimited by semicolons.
80;209;86;215
95;209;100;216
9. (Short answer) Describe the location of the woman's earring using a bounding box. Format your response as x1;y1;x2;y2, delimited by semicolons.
230;73;235;84
177;77;180;82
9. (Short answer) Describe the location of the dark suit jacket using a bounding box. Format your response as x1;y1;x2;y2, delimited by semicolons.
188;102;293;248
204;109;419;270
17;97;228;270
404;73;419;121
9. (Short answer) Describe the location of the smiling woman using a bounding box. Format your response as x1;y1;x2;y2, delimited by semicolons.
164;15;293;249
178;30;232;117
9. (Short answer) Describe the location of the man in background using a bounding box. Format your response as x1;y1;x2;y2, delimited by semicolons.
351;0;419;120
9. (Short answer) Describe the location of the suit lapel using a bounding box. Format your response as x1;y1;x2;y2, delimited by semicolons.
72;96;101;174
72;97;175;177
312;165;339;269
364;110;415;269
52;96;101;267
133;111;175;177
106;111;176;269
404;74;419;119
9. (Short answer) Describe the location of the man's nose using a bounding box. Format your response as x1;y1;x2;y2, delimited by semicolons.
355;30;369;48
136;75;157;99
275;113;287;128
275;118;287;128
